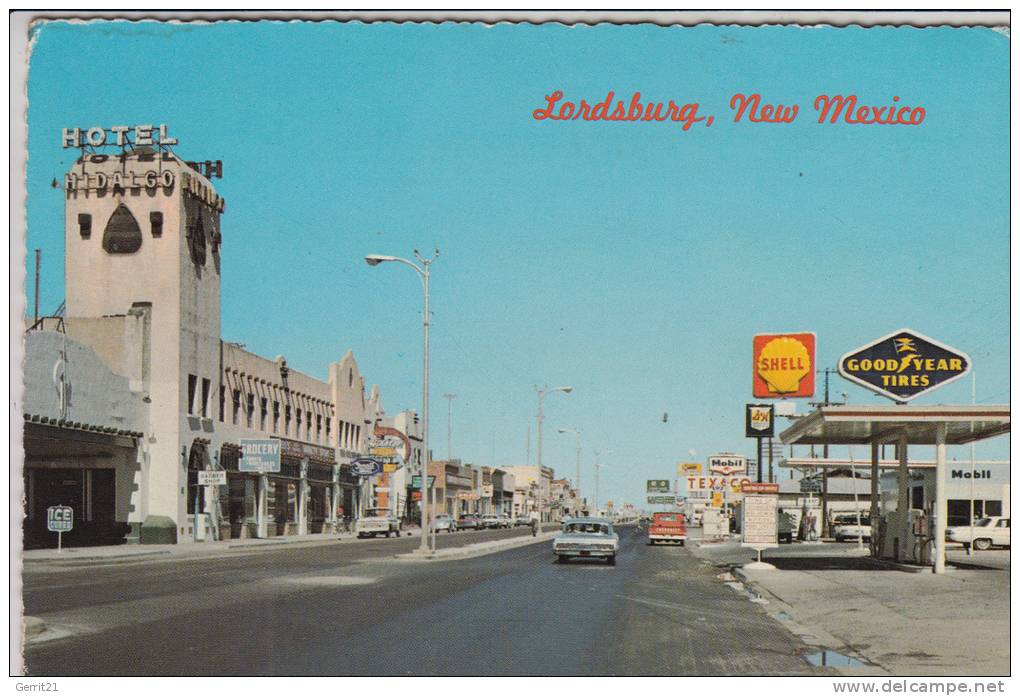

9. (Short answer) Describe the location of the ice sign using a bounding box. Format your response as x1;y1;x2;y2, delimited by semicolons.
47;505;73;533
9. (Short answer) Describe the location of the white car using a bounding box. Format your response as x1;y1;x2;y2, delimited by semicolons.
833;515;871;542
430;514;457;533
946;516;1010;550
553;517;619;565
355;508;401;538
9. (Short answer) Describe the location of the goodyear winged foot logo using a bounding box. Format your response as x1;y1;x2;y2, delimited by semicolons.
838;328;970;402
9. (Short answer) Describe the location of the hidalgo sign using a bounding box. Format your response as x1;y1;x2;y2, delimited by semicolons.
838;329;971;402
753;333;816;398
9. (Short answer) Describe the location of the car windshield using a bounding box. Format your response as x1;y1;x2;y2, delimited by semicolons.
974;518;994;527
566;523;609;535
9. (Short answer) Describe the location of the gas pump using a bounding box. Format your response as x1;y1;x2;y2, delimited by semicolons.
910;508;932;565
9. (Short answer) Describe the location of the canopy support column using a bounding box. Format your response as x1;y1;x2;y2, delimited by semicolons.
897;433;909;562
934;422;948;574
870;440;879;557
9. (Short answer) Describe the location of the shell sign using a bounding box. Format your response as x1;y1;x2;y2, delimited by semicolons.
753;333;816;398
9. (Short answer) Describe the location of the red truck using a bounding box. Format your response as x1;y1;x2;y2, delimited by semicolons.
647;512;687;546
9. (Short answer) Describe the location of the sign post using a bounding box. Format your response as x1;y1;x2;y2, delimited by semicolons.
47;505;73;552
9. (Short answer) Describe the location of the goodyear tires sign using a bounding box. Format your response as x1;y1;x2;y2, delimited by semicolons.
838;328;970;402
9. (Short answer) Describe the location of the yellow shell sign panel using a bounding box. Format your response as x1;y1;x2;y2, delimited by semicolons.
838;328;971;402
753;333;816;398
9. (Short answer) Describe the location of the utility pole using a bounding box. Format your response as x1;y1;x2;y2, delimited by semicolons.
816;367;837;538
34;249;41;325
443;393;456;460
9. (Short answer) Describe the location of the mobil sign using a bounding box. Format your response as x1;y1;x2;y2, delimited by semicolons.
709;454;747;476
753;332;816;399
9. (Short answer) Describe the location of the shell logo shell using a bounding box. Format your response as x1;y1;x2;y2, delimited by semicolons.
753;333;816;398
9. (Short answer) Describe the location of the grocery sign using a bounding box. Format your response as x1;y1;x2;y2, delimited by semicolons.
239;439;281;473
753;332;816;398
709;455;747;476
745;403;774;438
838;328;971;402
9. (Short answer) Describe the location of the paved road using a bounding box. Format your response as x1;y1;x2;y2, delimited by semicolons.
23;525;828;676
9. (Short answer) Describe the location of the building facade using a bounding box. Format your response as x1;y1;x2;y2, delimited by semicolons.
20;131;413;547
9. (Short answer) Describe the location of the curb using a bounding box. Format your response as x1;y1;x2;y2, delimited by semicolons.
394;532;558;562
24;550;172;566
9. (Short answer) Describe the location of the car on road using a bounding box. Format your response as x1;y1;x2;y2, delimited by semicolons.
514;514;535;527
481;514;501;529
355;508;401;538
946;516;1011;550
647;512;687;546
553;517;619;565
495;514;513;528
430;514;457;533
457;513;482;531
832;514;871;543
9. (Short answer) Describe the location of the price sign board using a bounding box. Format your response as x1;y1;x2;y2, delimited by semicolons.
742;494;779;549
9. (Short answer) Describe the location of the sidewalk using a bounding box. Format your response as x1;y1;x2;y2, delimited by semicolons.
688;529;1010;676
23;528;422;566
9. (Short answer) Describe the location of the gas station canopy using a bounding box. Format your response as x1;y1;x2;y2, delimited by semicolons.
779;405;1010;446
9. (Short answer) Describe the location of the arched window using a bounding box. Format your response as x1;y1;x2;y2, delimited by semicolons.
102;203;143;254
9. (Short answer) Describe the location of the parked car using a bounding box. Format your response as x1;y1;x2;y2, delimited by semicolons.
514;514;535;527
553;517;619;565
481;514;500;529
430;514;457;533
355;508;401;538
647;512;687;546
457;514;482;530
832;514;871;543
946;516;1010;550
493;514;512;528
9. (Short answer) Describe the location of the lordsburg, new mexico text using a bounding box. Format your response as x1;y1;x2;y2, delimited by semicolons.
533;91;926;130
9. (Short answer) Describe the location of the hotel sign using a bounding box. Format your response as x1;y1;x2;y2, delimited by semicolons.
62;124;178;149
753;332;816;398
838;329;971;402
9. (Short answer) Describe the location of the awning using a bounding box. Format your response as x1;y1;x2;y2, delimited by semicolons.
779;405;1010;446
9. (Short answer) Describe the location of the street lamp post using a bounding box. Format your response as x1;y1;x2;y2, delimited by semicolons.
594;448;612;516
557;428;581;514
365;249;439;555
535;385;572;523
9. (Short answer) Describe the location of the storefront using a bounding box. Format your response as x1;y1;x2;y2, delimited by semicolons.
22;421;141;549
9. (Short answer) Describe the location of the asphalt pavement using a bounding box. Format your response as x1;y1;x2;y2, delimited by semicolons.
22;525;829;676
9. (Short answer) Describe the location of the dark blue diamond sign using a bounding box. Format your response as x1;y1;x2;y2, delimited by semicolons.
838;328;971;402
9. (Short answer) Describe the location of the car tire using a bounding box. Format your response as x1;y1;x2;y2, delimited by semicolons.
680;540;685;547
357;533;365;539
607;555;616;566
556;555;567;564
974;538;992;551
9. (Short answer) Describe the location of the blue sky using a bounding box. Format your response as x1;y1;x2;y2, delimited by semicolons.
23;21;1009;508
